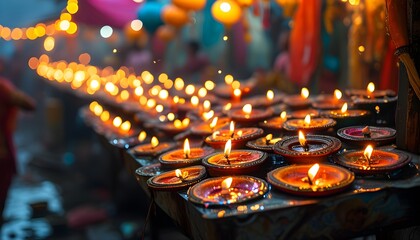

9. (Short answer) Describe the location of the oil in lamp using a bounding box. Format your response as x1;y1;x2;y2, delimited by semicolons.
246;134;283;152
336;125;396;147
147;165;207;191
320;102;370;128
204;121;264;149
259;111;287;131
188;175;269;206
159;138;214;168
335;145;412;175
267;163;354;197
283;114;336;134
131;136;176;157
202;139;268;176
274;131;342;164
284;87;312;109
229;103;273;124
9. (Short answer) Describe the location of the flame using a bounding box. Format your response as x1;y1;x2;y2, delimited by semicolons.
210;117;218;129
224;103;232;111
212;131;220;138
304;114;311;125
175;169;182;178
151;136;159;148
113;116;122;128
120;121;131;132
191;96;199;107
364;145;373;160
221;177;233;190
367;82;375;93
265;134;273;144
341;102;348;113
203;100;211;111
308;163;320;184
237;130;243;137
100;111;110;122
229;121;235;136
266;90;274;101
93;104;103;116
298;131;307;147
243;104;252;115
202;110;214;121
138;131;147;142
233;88;242;98
280;111;287;120
224;139;232;159
182;118;190;127
183;138;190;158
174;119;182;128
301;87;309;99
334;89;342;100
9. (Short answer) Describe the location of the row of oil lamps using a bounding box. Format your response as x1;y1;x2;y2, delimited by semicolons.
80;81;408;207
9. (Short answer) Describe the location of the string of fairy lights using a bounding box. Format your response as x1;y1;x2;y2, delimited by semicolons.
0;0;79;41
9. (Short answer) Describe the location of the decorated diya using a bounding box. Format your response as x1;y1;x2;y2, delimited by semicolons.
335;145;412;175
346;82;396;99
267;163;354;197
202;139;268;176
320;103;370;128
283;114;336;133
159;139;214;168
246;134;283;152
273;131;342;164
289;109;320;119
312;89;346;110
131;136;176;157
190;117;231;136
258;111;288;131
229;104;273;124
283;87;312;109
204;121;264;149
147;165;207;191
188;175;269;206
337;126;396;146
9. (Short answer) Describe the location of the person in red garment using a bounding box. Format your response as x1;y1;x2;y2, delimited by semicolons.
0;58;36;223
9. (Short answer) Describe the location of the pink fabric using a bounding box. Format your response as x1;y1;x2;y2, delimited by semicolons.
74;0;142;28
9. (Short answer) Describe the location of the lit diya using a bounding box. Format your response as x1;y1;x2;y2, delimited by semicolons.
283;87;312;109
204;121;264;149
188;176;269;206
202;139;268;176
259;111;288;131
147;165;207;191
267;163;354;197
131;136;176;157
110;130;148;149
241;90;284;108
159;139;214;168
334;145;412;175
320;103;370;128
156;118;191;135
273;131;342;164
190;116;231;136
312;89;346;110
346;82;396;99
246;134;283;152
283;114;336;133
337;126;396;147
229;104;273;124
289;109;320;119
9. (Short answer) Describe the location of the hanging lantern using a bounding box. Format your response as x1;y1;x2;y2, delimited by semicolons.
237;0;253;8
156;25;177;42
211;0;242;27
172;0;207;11
162;4;190;28
137;1;164;33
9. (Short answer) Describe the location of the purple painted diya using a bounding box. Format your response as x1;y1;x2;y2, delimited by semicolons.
337;126;396;146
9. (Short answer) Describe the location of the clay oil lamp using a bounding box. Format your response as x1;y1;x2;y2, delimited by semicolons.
229;104;273;125
267;163;354;197
312;89;346;110
337;126;396;147
156;118;191;136
135;163;167;195
259;111;288;132
246;134;283;153
202;139;268;176
346;82;396;99
188;175;269;206
147;165;207;191
334;145;411;175
204;121;264;149
289;109;320;119
284;87;312;109
131;136;176;157
242;90;284;108
273;131;342;164
159;139;214;168
320;102;370;128
191;116;231;136
283;114;336;134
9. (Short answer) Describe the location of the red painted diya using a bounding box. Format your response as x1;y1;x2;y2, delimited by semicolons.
312;90;346;110
267;163;354;197
190;117;231;136
204;127;264;149
259;111;288;131
188;175;269;206
273;133;342;164
131;137;176;157
283;88;312;109
229;104;273;124
202;149;268;176
246;134;283;152
283;115;336;133
334;146;411;175
337;126;396;146
320;103;369;127
147;165;207;191
159;139;214;168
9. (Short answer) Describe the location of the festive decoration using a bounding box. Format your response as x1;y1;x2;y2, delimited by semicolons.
172;0;207;11
137;1;164;33
211;0;242;27
162;4;190;28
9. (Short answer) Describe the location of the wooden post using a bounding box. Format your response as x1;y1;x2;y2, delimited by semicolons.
396;0;420;154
